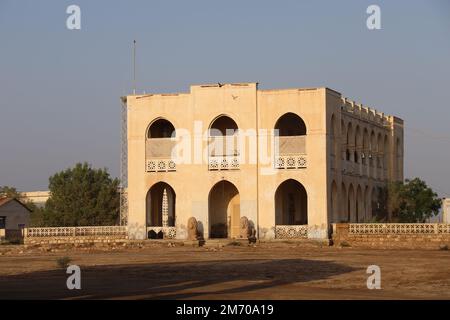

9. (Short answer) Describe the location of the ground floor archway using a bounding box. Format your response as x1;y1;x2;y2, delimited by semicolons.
146;182;175;238
275;179;308;225
208;180;240;238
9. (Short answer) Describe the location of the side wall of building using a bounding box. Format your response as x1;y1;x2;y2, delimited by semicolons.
326;95;404;224
0;201;30;230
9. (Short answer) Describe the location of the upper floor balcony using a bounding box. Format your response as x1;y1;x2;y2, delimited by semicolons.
208;115;240;171
144;113;309;173
145;119;177;172
146;137;177;172
273;113;307;170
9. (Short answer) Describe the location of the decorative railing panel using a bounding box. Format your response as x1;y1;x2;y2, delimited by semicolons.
438;224;450;234
274;155;307;169
146;226;177;239
25;226;127;238
349;223;450;235
146;159;176;172
275;225;308;239
208;156;240;170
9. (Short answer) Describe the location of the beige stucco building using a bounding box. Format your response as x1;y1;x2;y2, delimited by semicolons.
443;198;450;224
124;83;404;240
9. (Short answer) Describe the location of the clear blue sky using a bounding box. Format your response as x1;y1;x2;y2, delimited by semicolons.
1;0;449;196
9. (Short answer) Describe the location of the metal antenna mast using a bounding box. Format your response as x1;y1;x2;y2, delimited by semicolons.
133;40;136;95
119;97;128;226
119;40;136;226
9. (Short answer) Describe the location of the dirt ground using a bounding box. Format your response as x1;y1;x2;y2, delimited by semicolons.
0;242;449;300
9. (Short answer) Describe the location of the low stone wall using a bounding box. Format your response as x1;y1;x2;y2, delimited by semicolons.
24;235;128;245
332;223;450;249
23;226;128;245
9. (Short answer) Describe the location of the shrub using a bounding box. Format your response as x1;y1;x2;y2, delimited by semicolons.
56;256;72;269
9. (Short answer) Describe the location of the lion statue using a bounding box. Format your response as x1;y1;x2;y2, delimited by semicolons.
187;217;199;241
239;216;250;238
239;216;255;240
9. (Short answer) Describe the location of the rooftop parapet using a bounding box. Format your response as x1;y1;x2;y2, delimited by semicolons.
341;97;395;126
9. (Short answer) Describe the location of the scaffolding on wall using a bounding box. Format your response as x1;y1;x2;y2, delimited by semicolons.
119;97;128;226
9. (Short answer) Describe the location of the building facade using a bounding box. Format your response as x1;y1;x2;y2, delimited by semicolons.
125;83;404;240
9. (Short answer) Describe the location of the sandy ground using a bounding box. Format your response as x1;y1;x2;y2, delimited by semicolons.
0;242;449;300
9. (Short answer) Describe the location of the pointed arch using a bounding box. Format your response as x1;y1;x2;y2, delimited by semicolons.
331;181;339;222
147;118;176;138
274;112;307;136
208;180;240;238
275;179;308;225
146;182;176;238
348;184;355;222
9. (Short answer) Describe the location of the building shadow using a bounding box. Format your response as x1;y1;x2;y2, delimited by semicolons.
0;258;357;300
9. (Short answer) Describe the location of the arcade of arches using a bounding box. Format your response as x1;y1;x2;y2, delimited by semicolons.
146;178;310;239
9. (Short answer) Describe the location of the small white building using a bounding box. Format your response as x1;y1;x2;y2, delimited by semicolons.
19;191;49;208
0;197;31;240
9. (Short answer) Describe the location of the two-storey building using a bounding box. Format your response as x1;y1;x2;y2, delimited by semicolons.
124;83;403;240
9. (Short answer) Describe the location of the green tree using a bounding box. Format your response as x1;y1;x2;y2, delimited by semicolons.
0;186;20;198
40;162;120;226
388;178;442;223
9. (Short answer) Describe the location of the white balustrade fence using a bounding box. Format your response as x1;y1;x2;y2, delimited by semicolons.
275;225;308;239
348;223;450;235
25;226;127;238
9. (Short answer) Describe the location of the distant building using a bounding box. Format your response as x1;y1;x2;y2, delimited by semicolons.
19;191;50;208
443;198;450;223
0;197;31;240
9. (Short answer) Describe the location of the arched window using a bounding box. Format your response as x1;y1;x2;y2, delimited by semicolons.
341;119;346;160
377;133;383;169
356;185;363;223
370;131;376;168
274;113;307;155
208;115;239;158
364;186;370;221
331;181;339;222
362;129;369;166
274;113;307;136
146;119;177;163
209;115;238;136
346;123;354;162
331;115;339;169
147;119;175;138
354;126;361;164
341;183;347;223
348;184;355;222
